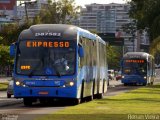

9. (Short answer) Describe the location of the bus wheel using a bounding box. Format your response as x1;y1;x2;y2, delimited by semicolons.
7;94;11;98
143;83;147;86
73;98;81;105
97;93;103;99
86;95;93;102
23;98;32;106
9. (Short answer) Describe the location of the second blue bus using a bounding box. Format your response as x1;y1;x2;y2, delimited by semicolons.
121;52;155;86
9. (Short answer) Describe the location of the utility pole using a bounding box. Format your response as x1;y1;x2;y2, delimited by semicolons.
19;1;37;23
24;2;29;22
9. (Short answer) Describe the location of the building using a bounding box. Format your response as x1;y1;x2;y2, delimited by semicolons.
76;3;130;33
0;0;17;30
0;0;16;10
73;3;147;52
17;0;48;23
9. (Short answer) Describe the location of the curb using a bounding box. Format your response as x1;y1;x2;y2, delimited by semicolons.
0;99;23;107
0;89;7;91
108;84;123;88
108;80;123;88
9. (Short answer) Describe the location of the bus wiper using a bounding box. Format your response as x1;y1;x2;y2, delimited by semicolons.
48;50;61;77
52;63;61;78
28;58;44;78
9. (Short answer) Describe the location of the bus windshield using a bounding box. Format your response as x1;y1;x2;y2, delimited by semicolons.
122;59;147;75
16;40;76;76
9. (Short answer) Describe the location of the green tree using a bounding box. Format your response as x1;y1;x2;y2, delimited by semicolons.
128;0;160;56
0;23;19;45
107;45;123;70
0;45;13;68
33;15;42;24
0;22;32;45
38;0;80;24
129;0;156;27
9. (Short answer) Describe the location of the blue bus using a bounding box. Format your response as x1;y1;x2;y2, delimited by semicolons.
10;24;108;106
121;52;155;86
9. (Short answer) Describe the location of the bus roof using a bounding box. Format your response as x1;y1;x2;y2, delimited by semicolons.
123;52;153;60
18;24;105;44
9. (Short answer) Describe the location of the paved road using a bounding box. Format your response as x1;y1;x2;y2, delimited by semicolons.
0;79;122;107
0;86;139;120
0;69;160;120
0;77;12;83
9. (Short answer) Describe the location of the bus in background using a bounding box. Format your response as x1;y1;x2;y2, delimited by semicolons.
121;52;155;86
10;24;108;106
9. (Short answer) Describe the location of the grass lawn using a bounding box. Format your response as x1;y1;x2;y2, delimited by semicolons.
0;82;8;91
37;85;160;120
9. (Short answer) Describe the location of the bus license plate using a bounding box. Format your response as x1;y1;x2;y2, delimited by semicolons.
38;91;48;95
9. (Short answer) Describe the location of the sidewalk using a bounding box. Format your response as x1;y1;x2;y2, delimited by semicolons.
0;77;12;83
108;79;122;88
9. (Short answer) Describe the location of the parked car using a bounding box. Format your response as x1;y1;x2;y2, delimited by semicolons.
115;71;122;81
116;74;122;81
7;80;14;98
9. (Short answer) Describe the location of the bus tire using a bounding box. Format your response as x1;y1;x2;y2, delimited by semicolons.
143;83;147;86
23;98;32;106
7;94;11;98
97;93;103;99
72;98;81;105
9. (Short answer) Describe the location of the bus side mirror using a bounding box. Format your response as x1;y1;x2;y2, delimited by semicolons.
78;45;84;58
10;43;16;57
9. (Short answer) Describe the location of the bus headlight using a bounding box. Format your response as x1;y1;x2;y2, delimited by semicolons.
144;76;147;79
69;82;74;86
122;76;125;78
16;81;20;86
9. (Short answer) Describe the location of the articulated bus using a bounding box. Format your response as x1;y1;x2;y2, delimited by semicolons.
121;52;155;86
10;24;108;106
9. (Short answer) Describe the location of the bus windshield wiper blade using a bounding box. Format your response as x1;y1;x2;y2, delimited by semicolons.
48;50;61;77
28;58;44;77
52;64;61;77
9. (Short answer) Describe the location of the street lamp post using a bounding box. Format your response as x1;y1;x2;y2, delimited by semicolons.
24;2;29;22
19;1;37;23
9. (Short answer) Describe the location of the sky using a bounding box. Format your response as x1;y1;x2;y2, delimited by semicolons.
75;0;126;7
18;0;126;6
17;0;127;8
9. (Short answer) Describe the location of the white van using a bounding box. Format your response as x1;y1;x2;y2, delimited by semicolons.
108;69;115;80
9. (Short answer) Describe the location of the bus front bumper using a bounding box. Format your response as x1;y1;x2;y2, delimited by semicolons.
14;86;77;98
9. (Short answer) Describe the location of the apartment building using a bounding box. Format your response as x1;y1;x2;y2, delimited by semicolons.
17;0;48;23
0;0;17;30
73;3;150;52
